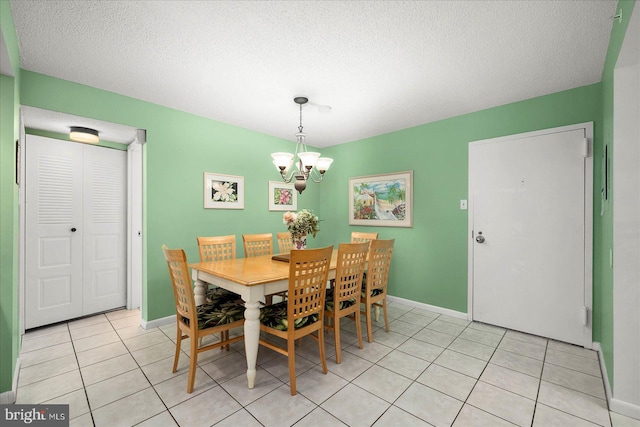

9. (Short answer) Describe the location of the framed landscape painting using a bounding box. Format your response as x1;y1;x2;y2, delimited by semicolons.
349;171;413;227
204;172;244;209
268;181;297;211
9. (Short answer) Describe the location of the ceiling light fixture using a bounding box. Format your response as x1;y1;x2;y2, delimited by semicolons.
69;126;99;143
271;97;333;194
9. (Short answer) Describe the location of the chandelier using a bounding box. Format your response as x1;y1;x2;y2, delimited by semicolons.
271;97;333;194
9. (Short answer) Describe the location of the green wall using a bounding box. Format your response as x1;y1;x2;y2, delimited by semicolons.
0;0;21;395
19;70;321;321
20;73;603;318
317;84;603;313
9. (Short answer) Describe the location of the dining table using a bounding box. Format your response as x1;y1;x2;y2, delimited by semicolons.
189;250;339;389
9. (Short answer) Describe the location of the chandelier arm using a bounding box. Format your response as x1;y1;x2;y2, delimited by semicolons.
308;171;325;183
279;170;295;183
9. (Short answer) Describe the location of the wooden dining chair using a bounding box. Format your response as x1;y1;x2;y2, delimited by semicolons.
361;239;395;343
197;235;236;262
351;232;378;284
276;232;294;254
258;246;334;395
162;245;245;393
351;231;379;243
324;242;369;363
242;233;273;257
243;233;284;304
197;235;240;347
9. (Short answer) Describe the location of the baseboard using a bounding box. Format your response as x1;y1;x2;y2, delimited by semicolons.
387;295;468;320
593;342;613;403
592;342;640;420
0;358;20;404
610;398;640;420
141;314;175;330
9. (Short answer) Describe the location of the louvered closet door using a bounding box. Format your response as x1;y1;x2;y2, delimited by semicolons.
25;135;126;329
82;143;127;314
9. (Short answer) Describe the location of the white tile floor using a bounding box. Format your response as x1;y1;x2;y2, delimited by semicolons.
15;301;640;427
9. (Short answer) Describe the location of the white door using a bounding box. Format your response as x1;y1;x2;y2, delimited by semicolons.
469;124;593;347
82;143;127;314
25;135;127;329
25;136;84;328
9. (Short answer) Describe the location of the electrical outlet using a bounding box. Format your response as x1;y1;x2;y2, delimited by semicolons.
460;200;467;210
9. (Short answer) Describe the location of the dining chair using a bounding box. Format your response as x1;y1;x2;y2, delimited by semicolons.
351;231;379;243
242;233;273;257
243;233;283;304
361;239;395;343
258;246;334;395
276;231;294;253
351;231;378;284
324;242;369;363
162;245;245;393
197;235;240;347
197;235;236;262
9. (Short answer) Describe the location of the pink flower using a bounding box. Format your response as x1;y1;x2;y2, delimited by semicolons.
283;211;297;225
278;189;291;205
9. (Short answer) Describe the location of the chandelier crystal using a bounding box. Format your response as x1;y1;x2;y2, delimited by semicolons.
271;97;333;194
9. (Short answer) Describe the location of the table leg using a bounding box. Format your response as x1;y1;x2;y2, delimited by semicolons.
243;300;261;389
193;279;206;306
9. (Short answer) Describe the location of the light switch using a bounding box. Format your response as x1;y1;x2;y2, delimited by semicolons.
460;200;467;210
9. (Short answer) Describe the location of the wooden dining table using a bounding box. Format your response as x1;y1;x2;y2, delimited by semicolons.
189;250;339;389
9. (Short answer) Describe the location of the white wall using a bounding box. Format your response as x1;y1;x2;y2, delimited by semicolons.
612;3;640;419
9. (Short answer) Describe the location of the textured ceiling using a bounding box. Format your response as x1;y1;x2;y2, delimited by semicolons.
11;0;618;147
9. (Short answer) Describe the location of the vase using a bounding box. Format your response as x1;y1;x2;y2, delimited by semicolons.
292;234;307;250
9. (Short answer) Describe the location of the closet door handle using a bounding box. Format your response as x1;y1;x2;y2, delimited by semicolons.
71;227;77;232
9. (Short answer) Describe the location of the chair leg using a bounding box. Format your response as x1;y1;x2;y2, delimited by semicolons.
173;326;182;373
382;299;390;332
187;337;198;393
221;331;230;351
365;302;374;343
318;327;328;374
288;339;297;396
355;310;364;349
265;295;273;305
334;315;342;364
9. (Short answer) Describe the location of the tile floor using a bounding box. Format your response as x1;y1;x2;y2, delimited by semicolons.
15;301;640;427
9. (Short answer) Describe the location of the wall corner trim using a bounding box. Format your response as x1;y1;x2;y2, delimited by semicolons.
141;314;175;330
386;295;467;320
0;358;20;404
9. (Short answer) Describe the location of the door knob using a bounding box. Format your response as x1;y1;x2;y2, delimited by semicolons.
475;232;485;243
71;227;77;232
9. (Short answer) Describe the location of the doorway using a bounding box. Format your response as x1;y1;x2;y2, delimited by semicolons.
468;123;593;347
24;135;127;328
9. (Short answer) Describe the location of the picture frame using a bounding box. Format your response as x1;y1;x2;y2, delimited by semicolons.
268;181;297;211
204;172;244;209
349;171;413;227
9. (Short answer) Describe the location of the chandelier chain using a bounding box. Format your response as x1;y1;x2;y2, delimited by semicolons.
298;103;304;133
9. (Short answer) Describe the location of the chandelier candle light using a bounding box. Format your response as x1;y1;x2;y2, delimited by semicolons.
271;97;333;194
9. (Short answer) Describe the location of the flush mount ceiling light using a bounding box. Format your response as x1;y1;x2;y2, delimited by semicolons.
69;126;99;143
271;96;333;194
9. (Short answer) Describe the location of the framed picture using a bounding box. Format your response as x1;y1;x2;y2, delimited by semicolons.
268;181;297;211
204;172;244;209
349;171;413;227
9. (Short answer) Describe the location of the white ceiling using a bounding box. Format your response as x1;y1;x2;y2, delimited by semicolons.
10;0;618;148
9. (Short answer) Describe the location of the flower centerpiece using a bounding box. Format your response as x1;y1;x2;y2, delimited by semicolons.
283;209;320;250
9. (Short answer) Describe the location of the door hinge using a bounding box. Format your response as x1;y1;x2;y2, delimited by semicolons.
582;306;589;326
582;138;590;158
